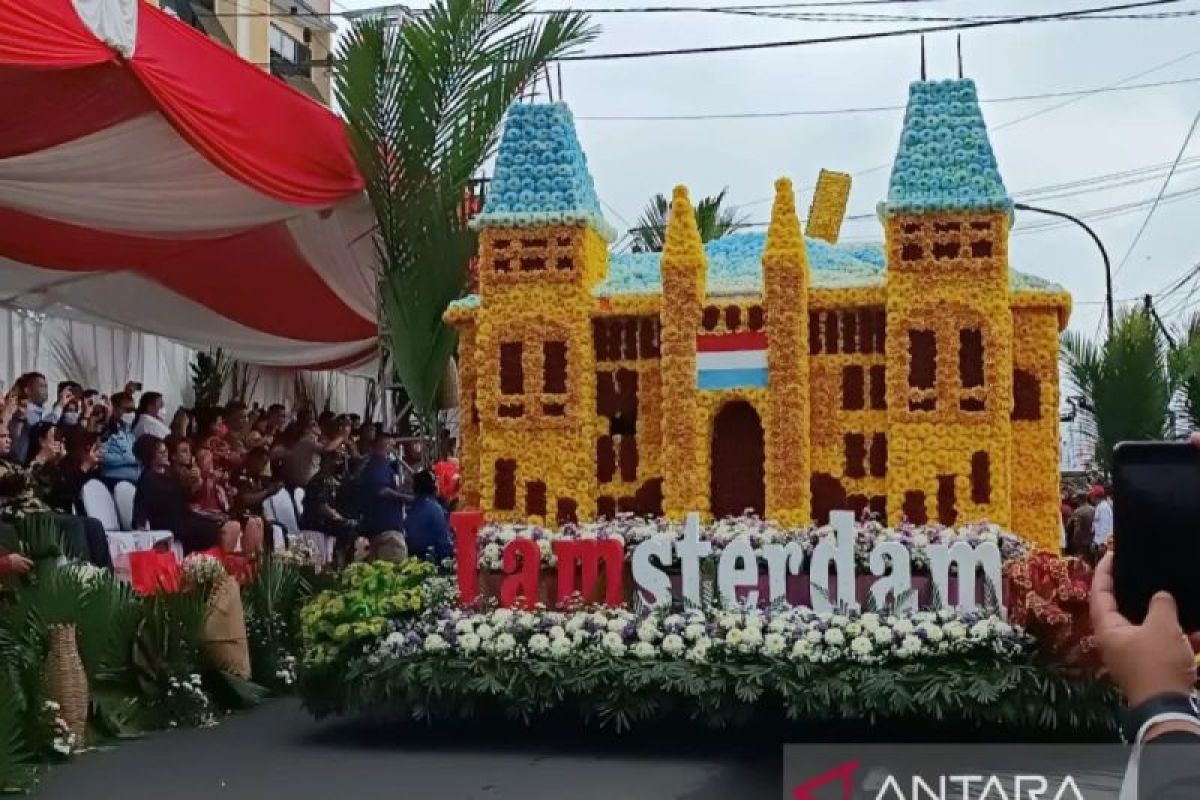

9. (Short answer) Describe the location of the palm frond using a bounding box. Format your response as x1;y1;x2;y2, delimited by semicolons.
336;0;598;427
0;682;34;793
1062;308;1172;473
631;188;746;252
1169;312;1200;428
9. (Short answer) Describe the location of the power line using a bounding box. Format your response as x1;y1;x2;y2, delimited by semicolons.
1113;103;1200;281
576;74;1200;121
555;0;1181;61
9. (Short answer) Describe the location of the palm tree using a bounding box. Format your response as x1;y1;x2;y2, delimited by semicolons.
1169;312;1200;429
335;0;597;434
1061;308;1173;474
630;188;747;252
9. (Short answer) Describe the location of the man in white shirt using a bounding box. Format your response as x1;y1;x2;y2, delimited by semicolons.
1092;485;1114;548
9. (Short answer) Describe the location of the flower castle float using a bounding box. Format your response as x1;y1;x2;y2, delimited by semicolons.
446;78;1071;551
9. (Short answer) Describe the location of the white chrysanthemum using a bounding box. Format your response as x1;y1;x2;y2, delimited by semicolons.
912;534;929;547
718;613;739;630
684;623;706;641
460;632;481;653
661;634;686;656
549;637;573;658
844;622;862;637
944;622;967;640
637;621;659;642
494;633;516;653
860;613;880;631
763;633;786;656
741;628;764;650
491;609;514;627
805;630;823;643
830;614;849;627
823;629;845;646
482;543;502;563
686;642;710;663
454;619;474;634
850;636;873;656
898;634;922;656
919;623;944;642
528;633;550;653
565;616;585;633
423;634;449;652
631;641;657;659
992;621;1012;636
498;529;517;543
892;618;915;635
725;628;744;646
791;639;814;660
664;614;684;629
602;631;626;655
744;614;764;631
768;617;789;633
549;625;566;640
607;619;627;634
477;623;495;640
384;632;404;647
969;620;992;638
872;626;893;645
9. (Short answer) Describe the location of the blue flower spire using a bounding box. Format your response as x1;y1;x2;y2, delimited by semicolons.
882;79;1011;217
472;102;617;241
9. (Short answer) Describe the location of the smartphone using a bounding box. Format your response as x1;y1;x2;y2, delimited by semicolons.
1112;441;1200;629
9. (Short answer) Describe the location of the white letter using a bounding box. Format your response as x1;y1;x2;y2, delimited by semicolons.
632;537;673;607
1051;776;1084;800
676;512;712;606
761;541;806;604
810;510;859;612
911;775;944;800
717;534;759;608
874;774;906;800
950;775;982;799
928;541;1003;613
978;775;1009;800
1014;775;1047;799
869;541;915;613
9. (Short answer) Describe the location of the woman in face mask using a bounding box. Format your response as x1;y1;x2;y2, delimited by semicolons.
100;391;141;486
58;399;81;429
132;391;171;440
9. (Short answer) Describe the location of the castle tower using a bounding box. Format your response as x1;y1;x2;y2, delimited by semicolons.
762;178;811;525
469;103;615;523
659;186;708;516
881;79;1014;528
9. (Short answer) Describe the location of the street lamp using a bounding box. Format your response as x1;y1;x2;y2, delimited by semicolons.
1013;202;1113;338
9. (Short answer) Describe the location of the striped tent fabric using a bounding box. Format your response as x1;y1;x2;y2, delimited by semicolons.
0;0;378;369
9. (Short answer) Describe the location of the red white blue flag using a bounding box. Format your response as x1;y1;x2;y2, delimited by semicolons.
696;331;768;390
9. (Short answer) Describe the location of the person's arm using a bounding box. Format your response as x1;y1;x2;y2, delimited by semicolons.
102;434;139;470
0;552;33;576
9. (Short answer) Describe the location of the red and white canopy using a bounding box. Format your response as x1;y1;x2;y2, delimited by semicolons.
0;0;378;369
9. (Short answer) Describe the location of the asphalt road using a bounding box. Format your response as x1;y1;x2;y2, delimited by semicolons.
35;699;781;800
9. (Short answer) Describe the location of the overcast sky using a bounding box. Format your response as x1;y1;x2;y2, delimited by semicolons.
340;0;1200;337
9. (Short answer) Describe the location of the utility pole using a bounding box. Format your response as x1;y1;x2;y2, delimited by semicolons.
1143;293;1176;348
1014;202;1113;338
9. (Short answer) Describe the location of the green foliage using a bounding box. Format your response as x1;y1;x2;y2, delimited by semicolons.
0;682;34;793
1062;308;1173;473
243;557;311;691
309;650;1118;736
334;0;597;429
631;188;748;253
299;560;436;671
1169;312;1200;429
190;348;231;410
14;514;64;562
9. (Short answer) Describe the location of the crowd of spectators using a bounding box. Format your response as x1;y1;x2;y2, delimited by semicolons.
0;371;460;577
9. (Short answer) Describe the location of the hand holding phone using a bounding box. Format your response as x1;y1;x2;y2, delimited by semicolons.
1112;441;1200;630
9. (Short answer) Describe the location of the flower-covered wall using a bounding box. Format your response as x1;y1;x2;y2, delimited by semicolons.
448;82;1070;551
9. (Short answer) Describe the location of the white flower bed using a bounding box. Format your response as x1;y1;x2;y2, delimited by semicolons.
368;605;1026;667
474;516;1028;572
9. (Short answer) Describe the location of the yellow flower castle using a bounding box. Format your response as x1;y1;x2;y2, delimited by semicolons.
445;78;1071;550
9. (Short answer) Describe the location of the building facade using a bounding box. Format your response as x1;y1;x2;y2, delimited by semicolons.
155;0;334;103
446;79;1071;550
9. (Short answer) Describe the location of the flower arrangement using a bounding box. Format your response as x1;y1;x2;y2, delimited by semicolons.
274;536;319;569
299;559;438;669
1004;552;1098;674
164;673;216;729
41;700;78;758
474;515;1029;572
182;553;226;588
369;604;1025;667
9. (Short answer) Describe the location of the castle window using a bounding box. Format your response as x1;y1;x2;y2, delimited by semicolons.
901;242;923;261
747;306;765;331
525;481;547;516
499;342;524;395
869;365;887;410
808;311;821;355
869;433;887;477
970;451;991;504
702;306;721;331
958;328;985;412
841;366;865;411
906;329;937;411
494;459;517;510
1012;369;1042;421
841;311;858;353
931;241;960;260
725;305;742;331
824;312;840;355
970;240;993;258
543;341;567;393
844;433;867;478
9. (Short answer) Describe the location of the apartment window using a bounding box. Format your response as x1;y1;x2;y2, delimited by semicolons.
269;24;311;78
907;329;937;411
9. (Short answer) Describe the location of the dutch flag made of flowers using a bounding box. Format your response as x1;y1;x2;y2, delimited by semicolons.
696;331;768;390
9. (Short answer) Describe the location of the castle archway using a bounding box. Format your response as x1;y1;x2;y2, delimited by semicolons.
710;400;765;519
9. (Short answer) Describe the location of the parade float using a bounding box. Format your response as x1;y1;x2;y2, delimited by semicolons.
299;79;1113;736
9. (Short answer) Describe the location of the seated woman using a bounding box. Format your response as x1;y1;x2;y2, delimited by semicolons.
44;430;101;514
302;451;359;558
0;424;111;567
403;469;454;563
132;434;242;556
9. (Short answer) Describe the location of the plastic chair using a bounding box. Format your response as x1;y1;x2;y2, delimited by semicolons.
112;481;136;531
267;487;300;534
81;479;121;531
293;486;306;517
